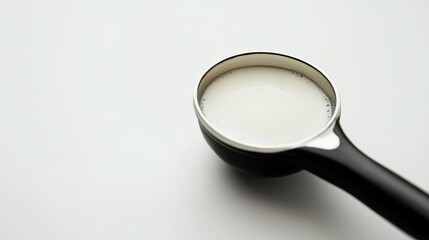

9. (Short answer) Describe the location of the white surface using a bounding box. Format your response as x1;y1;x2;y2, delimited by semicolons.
0;1;428;239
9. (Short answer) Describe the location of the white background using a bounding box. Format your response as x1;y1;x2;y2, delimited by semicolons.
1;1;428;239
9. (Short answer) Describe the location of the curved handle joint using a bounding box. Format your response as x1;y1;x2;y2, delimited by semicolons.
297;122;429;239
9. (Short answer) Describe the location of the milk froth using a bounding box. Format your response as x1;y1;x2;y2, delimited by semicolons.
200;66;332;146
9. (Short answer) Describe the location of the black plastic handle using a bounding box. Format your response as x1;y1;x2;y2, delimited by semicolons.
299;123;429;239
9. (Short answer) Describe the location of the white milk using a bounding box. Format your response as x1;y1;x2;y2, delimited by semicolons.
200;66;332;147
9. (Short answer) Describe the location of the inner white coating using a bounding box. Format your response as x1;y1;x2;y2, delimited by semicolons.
200;66;333;147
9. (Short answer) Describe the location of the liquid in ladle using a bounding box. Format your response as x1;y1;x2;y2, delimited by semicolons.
200;66;332;147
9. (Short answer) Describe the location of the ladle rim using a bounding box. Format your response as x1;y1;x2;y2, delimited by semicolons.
193;52;341;153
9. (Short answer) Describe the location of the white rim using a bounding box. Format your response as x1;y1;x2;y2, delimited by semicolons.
193;52;341;153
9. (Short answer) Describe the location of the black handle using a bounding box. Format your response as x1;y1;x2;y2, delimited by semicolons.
298;122;429;239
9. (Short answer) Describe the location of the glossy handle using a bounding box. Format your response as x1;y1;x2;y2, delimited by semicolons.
299;123;429;239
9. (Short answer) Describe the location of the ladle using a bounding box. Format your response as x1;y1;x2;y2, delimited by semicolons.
193;52;429;239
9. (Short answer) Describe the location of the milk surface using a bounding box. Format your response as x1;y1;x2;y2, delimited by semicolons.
200;66;332;146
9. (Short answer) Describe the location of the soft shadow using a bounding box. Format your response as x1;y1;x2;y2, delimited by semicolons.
222;166;339;220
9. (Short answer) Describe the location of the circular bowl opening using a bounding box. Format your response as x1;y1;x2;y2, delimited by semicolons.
194;52;341;153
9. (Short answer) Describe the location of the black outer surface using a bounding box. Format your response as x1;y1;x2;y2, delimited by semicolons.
200;121;429;239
